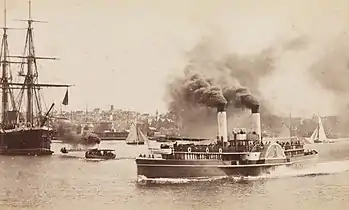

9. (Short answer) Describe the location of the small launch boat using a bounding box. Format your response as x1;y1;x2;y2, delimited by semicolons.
85;149;116;160
136;101;319;179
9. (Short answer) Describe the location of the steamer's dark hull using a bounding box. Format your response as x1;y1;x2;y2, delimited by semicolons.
136;154;318;178
0;128;53;156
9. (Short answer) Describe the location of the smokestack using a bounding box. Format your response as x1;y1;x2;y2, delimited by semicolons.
217;103;228;143
251;105;261;141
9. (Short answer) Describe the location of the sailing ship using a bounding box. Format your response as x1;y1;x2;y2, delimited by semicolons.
305;114;333;144
136;102;319;179
0;0;71;155
125;123;145;145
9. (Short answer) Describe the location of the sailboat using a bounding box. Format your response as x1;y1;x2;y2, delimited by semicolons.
125;123;145;145
0;0;72;155
125;121;173;154
305;114;333;144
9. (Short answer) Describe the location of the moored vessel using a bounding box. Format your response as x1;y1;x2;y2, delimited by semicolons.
0;0;72;156
136;100;319;179
93;121;129;141
95;130;128;141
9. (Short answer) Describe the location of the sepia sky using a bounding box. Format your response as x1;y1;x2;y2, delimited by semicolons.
1;0;349;117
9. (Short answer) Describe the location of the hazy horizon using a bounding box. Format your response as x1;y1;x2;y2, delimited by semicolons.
1;0;349;118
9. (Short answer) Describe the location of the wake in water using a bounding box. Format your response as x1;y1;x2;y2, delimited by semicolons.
136;160;349;185
266;160;349;178
58;154;135;161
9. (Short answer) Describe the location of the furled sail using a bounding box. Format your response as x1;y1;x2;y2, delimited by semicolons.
62;88;69;106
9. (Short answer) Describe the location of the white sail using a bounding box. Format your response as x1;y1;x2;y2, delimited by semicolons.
306;115;328;143
317;116;328;142
136;128;146;144
306;127;317;144
125;123;138;143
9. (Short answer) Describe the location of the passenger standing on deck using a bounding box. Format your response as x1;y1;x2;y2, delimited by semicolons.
232;131;237;140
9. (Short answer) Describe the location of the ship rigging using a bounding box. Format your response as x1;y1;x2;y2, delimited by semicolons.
0;0;72;155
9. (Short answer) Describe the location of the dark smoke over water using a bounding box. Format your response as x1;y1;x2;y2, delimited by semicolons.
166;38;274;137
53;119;100;146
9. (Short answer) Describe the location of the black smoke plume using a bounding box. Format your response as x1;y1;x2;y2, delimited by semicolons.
166;37;272;137
224;87;260;112
182;73;227;107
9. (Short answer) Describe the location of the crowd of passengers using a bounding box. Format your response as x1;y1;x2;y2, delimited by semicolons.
275;140;304;150
232;129;304;150
172;129;304;153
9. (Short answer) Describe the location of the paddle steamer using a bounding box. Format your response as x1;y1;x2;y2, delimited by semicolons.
136;102;318;178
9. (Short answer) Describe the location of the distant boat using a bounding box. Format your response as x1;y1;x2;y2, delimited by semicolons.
306;115;333;144
93;121;129;141
125;123;145;145
95;130;128;141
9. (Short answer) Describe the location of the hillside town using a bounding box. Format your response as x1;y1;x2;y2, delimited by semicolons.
50;105;348;140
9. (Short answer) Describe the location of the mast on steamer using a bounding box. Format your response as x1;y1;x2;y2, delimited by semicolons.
2;0;72;127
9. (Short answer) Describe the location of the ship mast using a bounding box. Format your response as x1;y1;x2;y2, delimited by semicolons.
0;0;9;125
3;0;72;127
0;0;21;126
18;0;49;125
1;0;72;126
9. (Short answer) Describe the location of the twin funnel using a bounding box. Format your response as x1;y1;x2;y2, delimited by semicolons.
251;105;261;141
216;103;261;143
217;103;228;143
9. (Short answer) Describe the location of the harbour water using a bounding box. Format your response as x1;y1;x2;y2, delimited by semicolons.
1;140;349;210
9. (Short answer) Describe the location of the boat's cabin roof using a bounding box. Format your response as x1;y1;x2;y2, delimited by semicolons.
88;149;115;152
